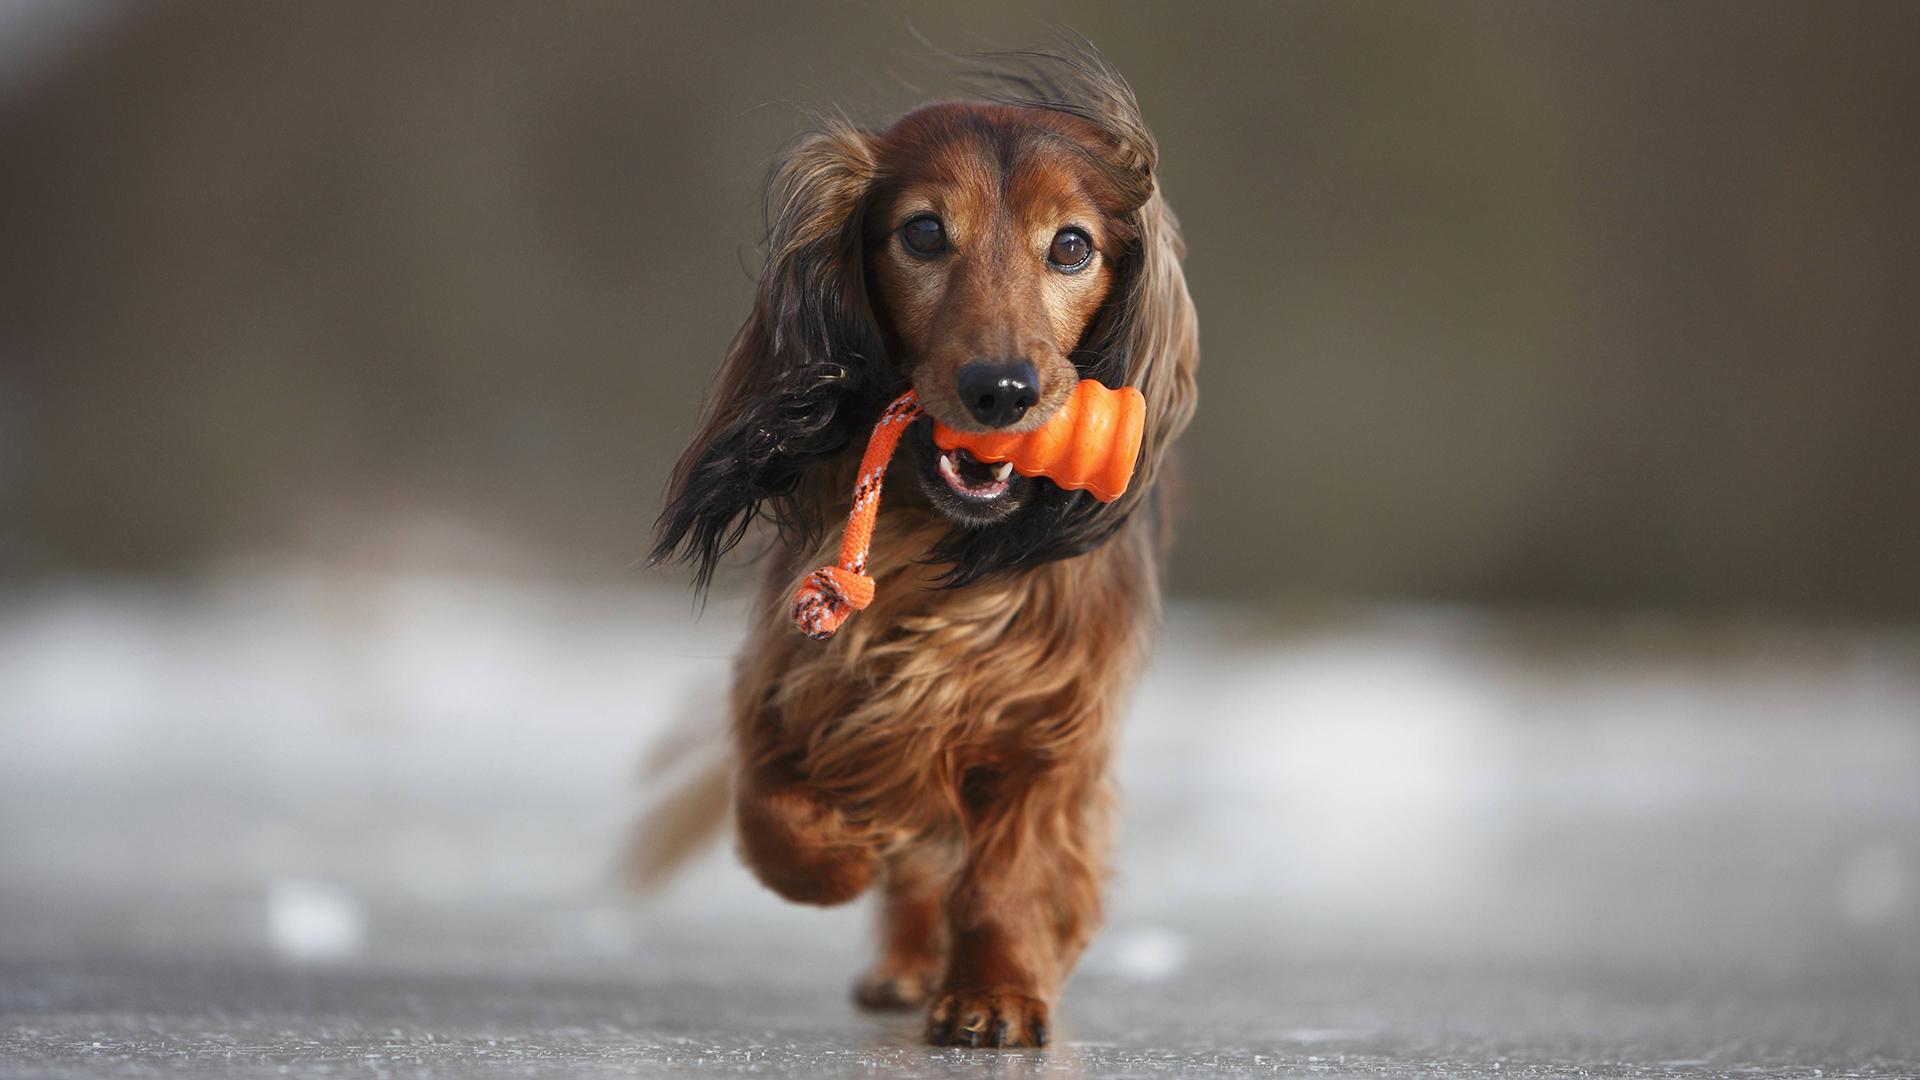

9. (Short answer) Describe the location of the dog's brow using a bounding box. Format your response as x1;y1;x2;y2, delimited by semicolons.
889;197;938;225
1006;161;1100;237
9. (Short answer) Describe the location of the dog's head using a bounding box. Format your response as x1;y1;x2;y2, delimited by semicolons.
653;51;1197;589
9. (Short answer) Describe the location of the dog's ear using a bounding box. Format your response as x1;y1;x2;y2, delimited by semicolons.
651;124;886;590
1109;186;1198;505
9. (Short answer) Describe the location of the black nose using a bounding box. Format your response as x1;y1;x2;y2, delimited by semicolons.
957;360;1039;428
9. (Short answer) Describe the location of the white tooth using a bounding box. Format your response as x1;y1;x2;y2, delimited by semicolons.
938;453;960;484
992;461;1013;482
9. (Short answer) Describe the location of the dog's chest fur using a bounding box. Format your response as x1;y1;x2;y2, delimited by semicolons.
730;505;1157;843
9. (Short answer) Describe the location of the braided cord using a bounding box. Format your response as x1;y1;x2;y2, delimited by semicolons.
791;390;924;639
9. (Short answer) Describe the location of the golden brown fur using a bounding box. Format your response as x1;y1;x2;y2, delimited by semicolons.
648;50;1197;1049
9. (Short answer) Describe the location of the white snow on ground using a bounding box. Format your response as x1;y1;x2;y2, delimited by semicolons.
1;568;1917;976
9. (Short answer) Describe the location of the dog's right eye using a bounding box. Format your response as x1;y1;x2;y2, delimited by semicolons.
900;216;946;257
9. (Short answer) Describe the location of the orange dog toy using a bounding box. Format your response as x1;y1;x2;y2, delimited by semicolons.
791;379;1145;639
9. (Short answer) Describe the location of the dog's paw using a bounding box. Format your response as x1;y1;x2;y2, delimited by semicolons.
853;966;935;1011
925;988;1050;1048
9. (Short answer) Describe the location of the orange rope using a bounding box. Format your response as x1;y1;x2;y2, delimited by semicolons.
791;389;923;640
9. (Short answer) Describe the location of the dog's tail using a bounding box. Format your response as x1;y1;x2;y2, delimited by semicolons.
618;686;734;892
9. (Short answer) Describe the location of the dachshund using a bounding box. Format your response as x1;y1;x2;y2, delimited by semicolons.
647;50;1198;1049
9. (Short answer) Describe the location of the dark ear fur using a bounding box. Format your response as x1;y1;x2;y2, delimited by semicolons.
650;124;891;589
933;48;1200;585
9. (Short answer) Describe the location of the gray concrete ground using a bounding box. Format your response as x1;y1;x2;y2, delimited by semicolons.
3;573;1918;1077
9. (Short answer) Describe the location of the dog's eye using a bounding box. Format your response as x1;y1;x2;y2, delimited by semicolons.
900;215;946;257
1047;227;1093;272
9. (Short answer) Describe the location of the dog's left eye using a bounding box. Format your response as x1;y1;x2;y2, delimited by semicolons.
1047;228;1093;272
900;215;946;257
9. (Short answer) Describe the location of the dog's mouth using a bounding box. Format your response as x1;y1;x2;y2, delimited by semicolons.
909;419;1027;525
937;446;1014;500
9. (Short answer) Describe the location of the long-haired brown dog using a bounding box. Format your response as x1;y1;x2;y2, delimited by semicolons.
648;51;1197;1049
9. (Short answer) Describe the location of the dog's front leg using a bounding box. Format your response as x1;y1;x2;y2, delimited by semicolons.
854;848;952;1010
926;764;1108;1049
734;757;877;906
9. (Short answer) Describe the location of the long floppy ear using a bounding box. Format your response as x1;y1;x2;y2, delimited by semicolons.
1112;186;1199;505
650;124;887;590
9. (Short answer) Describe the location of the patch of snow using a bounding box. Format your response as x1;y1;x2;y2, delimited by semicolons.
266;878;365;962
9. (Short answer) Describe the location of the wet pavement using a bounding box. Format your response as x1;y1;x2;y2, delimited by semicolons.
5;946;1918;1078
3;574;1918;1077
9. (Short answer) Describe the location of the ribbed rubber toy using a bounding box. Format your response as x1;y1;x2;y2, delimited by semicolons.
791;380;1144;640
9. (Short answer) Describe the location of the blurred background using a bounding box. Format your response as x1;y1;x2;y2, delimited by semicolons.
2;3;1918;1075
5;0;1920;614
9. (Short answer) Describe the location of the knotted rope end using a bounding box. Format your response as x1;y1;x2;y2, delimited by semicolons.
790;565;876;640
787;389;921;641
